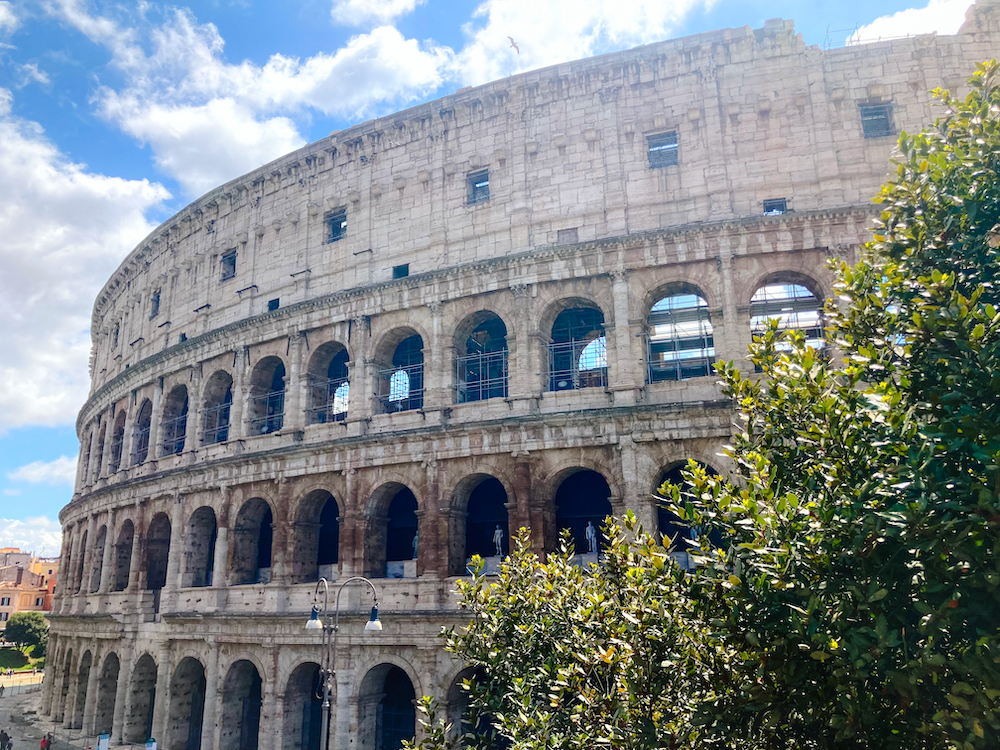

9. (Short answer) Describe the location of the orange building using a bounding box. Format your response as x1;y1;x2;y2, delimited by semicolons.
0;551;58;633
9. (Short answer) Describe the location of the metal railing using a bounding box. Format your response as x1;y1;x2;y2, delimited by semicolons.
645;333;715;383
249;390;285;435
160;414;187;456
131;426;150;465
109;434;123;472
306;377;350;424
455;350;508;403
202;402;231;444
547;339;608;391
376;364;424;413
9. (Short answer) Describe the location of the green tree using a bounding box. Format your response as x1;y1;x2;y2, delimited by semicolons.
4;611;48;654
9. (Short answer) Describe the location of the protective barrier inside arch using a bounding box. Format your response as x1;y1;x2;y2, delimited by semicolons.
646;291;715;382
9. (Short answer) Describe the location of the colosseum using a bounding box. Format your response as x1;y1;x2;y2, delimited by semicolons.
43;3;1000;750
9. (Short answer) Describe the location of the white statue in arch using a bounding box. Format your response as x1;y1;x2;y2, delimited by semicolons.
585;521;598;554
493;525;504;556
412;529;418;559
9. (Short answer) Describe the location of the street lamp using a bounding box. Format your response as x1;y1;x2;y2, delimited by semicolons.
306;576;382;750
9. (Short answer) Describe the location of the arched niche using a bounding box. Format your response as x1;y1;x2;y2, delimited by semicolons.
248;356;286;435
645;286;715;382
145;512;171;591
183;506;218;588
125;654;158;744
306;342;350;424
219;660;263;750
167;657;207;750
547;306;607;391
202;370;234;445
454;312;509;404
375;331;424;414
553;469;612;555
291;490;340;584
230;498;274;585
364;484;418;579
281;662;323;750
161;384;190;456
112;519;135;592
357;664;415;750
132;399;153;465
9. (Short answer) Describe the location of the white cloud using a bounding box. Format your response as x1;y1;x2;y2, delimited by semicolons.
52;2;452;197
16;62;50;87
0;517;63;556
850;0;973;43
455;0;714;86
0;87;169;433
331;0;425;27
0;1;18;33
8;456;78;485
3;489;21;497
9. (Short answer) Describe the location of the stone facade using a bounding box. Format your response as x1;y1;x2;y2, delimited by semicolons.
47;4;1000;750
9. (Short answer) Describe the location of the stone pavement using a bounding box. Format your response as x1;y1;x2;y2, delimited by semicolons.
0;682;113;750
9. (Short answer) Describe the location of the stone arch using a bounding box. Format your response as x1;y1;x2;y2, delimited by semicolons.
653;461;720;563
281;661;323;750
109;408;127;472
202;369;234;445
74;529;88;593
449;474;510;575
125;653;158;744
551;467;613;554
444;666;492;744
89;524;108;593
644;282;715;382
291;490;340;584
357;663;417;750
167;656;207;750
248;356;287;435
145;512;171;591
219;659;263;750
453;311;509;403
72;649;93;728
749;273;825;349
542;299;608;392
183;506;218;588
112;518;135;592
364;483;419;579
373;328;425;414
306;341;350;425
132;398;153;465
161;384;190;456
230;498;274;585
95;652;120;736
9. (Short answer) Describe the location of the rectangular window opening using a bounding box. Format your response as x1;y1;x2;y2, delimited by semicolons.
860;102;893;139
220;249;237;281
149;290;161;319
468;169;490;204
556;228;579;245
647;131;678;168
267;298;280;312
392;264;410;279
763;198;787;215
326;208;347;243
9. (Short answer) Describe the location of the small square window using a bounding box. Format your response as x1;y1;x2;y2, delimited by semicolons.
267;298;280;312
326;208;347;242
392;264;410;279
468;169;490;204
149;290;160;319
860;103;893;138
220;249;237;281
112;325;120;350
763;198;787;215
179;333;187;343
647;131;678;168
556;228;579;245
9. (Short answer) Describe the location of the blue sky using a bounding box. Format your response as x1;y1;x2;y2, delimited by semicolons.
0;0;976;553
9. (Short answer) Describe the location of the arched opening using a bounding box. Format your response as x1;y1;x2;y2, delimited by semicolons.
219;660;263;750
646;289;715;382
56;648;73;722
358;665;415;750
145;513;171;593
281;662;323;750
92;421;107;482
548;307;607;391
364;485;418;579
73;650;92;728
554;470;612;555
291;491;339;584
112;519;135;592
461;477;509;574
89;525;107;593
202;370;234;445
750;279;824;368
168;657;207;750
376;333;423;413
249;357;286;435
306;343;350;424
132;399;153;465
445;668;505;748
655;463;720;570
125;654;158;744
455;313;508;403
109;410;127;473
230;499;273;585
183;507;218;588
95;653;120;736
161;385;189;456
74;530;88;593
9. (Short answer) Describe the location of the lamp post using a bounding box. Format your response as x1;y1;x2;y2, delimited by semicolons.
306;576;382;750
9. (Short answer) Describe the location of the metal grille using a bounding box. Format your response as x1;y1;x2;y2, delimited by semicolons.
160;414;187;456
468;169;490;204
109;433;124;472
380;702;415;750
860;103;893;138
326;208;347;242
249;390;285;434
750;283;824;371
306;376;350;424
202;402;231;444
547;337;607;391
377;364;424;413
456;350;508;403
646;294;715;382
647;131;678;168
132;426;150;465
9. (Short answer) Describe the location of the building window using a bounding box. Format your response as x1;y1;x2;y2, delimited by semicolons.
860;102;893;138
647;131;679;168
326;208;347;243
0;613;7;622
220;249;237;281
763;198;787;215
112;324;120;350
267;298;280;312
179;333;187;342
468;169;490;204
149;290;160;319
392;264;409;279
35;597;42;606
0;597;9;606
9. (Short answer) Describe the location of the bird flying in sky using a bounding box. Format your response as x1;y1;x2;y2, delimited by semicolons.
508;36;520;54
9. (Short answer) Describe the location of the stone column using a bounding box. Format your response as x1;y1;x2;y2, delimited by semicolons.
200;639;219;750
340;468;361;577
165;494;185;589
269;480;293;584
82;647;102;735
78;515;98;604
122;405;138;471
609;270;640;402
232;348;249;439
212;525;229;589
424;300;446;409
149;378;164;458
110;642;134;745
62;657;79;729
100;411;117;478
333;670;352;750
284;332;307;432
98;510;117;594
80;426;98;490
126;514;144;593
260;652;281;750
417;458;443;577
40;635;59;715
150;643;172;745
508;284;533;399
717;250;745;370
346;316;372;425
